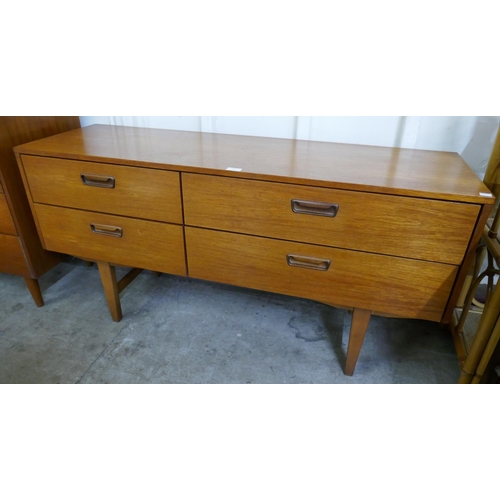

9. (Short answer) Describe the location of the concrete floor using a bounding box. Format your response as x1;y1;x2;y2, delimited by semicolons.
0;258;461;383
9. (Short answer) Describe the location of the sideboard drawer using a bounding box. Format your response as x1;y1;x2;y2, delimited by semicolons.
0;194;17;235
185;227;457;321
0;234;29;275
21;155;183;224
34;204;187;275
183;174;480;264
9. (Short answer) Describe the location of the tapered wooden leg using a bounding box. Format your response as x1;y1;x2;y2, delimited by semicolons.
23;277;44;307
345;308;372;376
97;261;122;322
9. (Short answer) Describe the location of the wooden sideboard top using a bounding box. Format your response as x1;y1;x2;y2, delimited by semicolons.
15;124;493;204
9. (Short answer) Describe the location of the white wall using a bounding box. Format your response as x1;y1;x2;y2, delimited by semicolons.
79;116;500;178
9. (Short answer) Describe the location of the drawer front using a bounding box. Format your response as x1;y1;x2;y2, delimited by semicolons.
35;204;187;276
0;234;29;275
22;155;183;224
185;227;457;321
182;174;480;265
0;194;17;235
0;180;3;194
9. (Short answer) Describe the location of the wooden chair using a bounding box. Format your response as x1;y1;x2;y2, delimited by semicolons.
453;123;500;383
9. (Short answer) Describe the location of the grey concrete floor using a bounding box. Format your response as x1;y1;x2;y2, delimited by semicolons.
0;258;461;383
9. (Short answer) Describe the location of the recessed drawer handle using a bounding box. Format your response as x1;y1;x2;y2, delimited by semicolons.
80;173;116;189
291;199;339;217
90;223;123;238
287;254;331;271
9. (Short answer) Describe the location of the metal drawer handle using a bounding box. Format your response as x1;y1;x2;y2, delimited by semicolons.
90;223;123;238
80;173;115;189
291;199;339;217
287;254;331;271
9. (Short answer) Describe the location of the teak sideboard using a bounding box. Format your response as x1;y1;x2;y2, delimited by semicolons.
0;117;80;306
13;125;494;375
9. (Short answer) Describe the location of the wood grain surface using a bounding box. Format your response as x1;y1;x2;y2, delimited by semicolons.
185;227;457;321
0;194;17;235
183;173;480;265
34;204;187;276
14;125;493;204
0;234;30;275
22;155;183;224
13;122;492;374
0;117;80;279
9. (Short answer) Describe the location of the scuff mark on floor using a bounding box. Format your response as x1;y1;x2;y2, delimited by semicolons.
288;316;327;342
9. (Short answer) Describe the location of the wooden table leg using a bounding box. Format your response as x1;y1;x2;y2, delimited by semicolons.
345;308;372;376
97;261;122;322
23;277;44;307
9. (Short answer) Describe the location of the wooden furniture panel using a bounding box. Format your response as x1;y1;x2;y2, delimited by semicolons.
14;124;494;375
34;204;186;276
183;173;480;264
185;227;457;322
0;194;17;235
0;234;30;275
21;155;183;224
0;117;80;306
13;125;488;203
